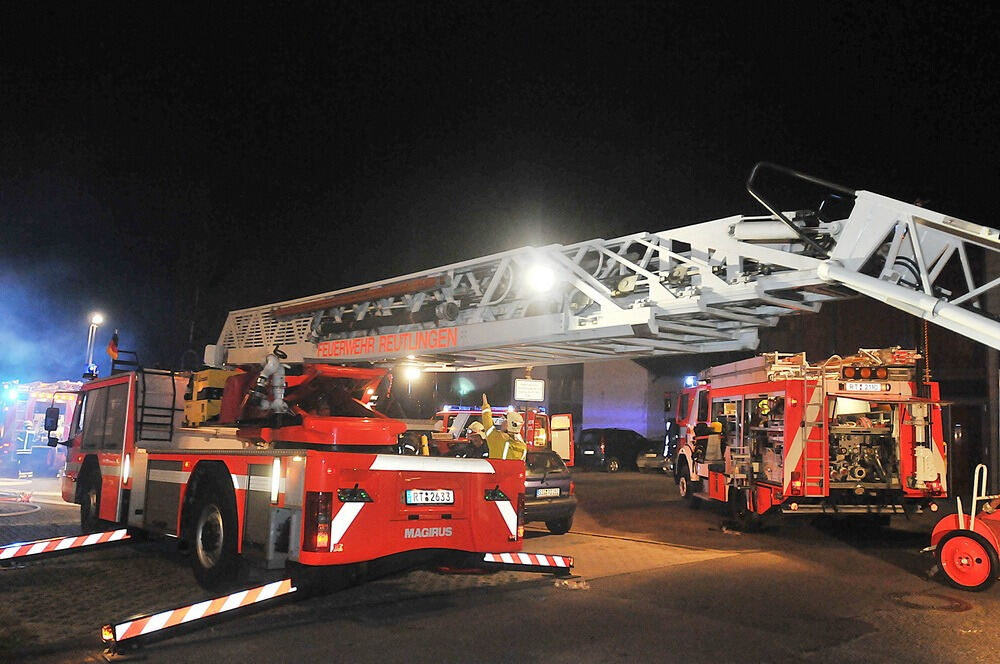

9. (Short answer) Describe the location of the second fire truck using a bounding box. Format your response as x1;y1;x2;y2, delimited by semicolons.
673;347;947;527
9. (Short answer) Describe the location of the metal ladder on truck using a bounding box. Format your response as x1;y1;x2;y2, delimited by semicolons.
111;351;179;443
209;163;1000;372
801;378;828;498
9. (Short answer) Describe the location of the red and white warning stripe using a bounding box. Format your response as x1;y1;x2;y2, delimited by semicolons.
107;578;297;644
0;528;129;561
483;551;574;569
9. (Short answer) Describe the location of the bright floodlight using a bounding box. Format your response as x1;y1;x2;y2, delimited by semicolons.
403;366;421;381
527;264;555;292
90;313;104;325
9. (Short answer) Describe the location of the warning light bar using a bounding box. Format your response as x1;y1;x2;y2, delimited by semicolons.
841;366;889;380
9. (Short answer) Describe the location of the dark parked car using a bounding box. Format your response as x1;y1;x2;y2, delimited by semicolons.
524;450;577;534
636;419;679;473
575;427;651;473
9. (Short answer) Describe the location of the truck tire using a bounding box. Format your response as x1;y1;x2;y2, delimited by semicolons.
729;488;761;532
937;530;999;592
79;469;103;534
605;456;621;473
546;515;573;535
676;459;701;509
190;481;244;591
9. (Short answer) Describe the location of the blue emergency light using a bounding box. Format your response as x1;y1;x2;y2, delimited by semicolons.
683;375;697;388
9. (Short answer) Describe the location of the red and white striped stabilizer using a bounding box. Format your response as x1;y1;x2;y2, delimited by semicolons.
104;578;297;647
0;528;130;561
482;551;574;571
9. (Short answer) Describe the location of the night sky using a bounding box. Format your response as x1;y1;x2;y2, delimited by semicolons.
1;2;997;382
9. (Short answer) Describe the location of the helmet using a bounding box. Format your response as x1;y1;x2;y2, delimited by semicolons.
506;411;524;434
467;421;485;436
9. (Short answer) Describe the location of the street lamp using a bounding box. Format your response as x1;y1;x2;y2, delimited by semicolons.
85;312;104;377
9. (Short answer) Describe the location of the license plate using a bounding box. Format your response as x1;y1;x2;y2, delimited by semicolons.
645;453;658;458
405;489;454;505
536;487;560;498
845;382;883;392
583;450;595;455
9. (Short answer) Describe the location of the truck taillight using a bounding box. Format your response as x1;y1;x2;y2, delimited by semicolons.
517;493;525;540
600;441;605;454
303;491;332;552
569;481;575;495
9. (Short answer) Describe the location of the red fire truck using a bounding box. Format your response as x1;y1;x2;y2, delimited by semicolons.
432;405;575;466
673;348;947;528
1;380;80;477
55;356;546;590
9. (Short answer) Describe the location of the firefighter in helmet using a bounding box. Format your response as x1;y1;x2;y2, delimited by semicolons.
451;421;490;458
481;394;527;460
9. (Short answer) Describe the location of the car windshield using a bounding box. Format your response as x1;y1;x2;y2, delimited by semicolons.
526;452;567;474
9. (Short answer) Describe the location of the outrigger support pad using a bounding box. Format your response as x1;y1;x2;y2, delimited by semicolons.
102;578;297;654
0;528;130;563
481;551;574;575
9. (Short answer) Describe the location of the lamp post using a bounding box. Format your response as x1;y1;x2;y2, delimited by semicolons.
84;313;104;377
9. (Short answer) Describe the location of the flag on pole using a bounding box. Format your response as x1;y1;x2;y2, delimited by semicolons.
106;330;119;360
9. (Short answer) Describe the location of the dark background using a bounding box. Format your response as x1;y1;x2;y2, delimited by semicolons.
1;1;997;381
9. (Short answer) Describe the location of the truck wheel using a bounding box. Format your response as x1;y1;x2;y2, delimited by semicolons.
676;459;701;509
729;488;761;532
546;515;573;535
79;470;103;533
190;482;244;591
937;530;999;592
605;456;621;473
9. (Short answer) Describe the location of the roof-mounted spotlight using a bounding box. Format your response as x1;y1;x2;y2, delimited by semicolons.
526;264;555;292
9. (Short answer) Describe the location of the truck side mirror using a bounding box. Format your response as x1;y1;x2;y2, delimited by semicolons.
43;406;60;432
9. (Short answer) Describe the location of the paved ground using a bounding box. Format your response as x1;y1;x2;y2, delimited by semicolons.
3;472;999;663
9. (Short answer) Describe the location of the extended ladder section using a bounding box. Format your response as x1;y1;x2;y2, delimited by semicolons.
214;165;1000;370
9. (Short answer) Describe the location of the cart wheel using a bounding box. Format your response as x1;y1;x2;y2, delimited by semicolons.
937;530;999;591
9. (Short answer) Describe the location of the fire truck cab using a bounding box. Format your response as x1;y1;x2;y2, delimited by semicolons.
58;363;529;590
673;348;947;527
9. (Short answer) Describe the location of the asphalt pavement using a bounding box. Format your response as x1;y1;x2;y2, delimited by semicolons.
2;471;999;663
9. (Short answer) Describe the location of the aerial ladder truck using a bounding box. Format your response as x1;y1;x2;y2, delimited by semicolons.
206;162;1000;588
5;163;1000;653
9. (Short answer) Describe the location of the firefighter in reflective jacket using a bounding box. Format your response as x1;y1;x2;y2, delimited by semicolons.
481;394;527;460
